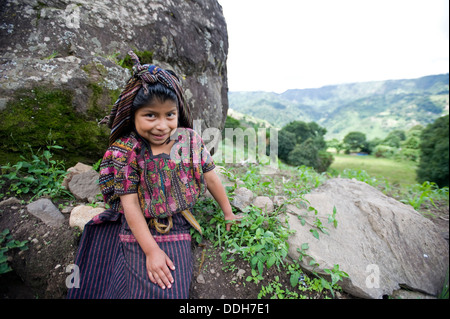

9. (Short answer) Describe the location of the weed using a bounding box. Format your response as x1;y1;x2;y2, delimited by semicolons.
192;196;293;277
0;229;28;274
401;181;449;212
1;141;74;201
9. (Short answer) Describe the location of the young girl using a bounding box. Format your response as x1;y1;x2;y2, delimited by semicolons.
67;51;239;299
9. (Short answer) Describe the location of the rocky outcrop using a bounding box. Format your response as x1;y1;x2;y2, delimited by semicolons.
0;0;228;159
286;178;449;299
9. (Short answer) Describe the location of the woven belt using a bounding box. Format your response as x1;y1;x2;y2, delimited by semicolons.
147;210;202;235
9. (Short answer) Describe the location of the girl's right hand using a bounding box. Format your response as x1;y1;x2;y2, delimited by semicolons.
146;247;175;289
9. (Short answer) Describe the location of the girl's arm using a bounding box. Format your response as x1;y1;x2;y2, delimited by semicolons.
204;169;240;231
120;193;175;289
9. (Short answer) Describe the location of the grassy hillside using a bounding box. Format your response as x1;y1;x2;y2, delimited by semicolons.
330;153;418;188
229;74;449;140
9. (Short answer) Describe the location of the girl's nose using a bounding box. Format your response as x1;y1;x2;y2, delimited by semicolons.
155;119;168;131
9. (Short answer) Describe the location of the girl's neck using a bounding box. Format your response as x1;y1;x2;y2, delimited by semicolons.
150;139;176;156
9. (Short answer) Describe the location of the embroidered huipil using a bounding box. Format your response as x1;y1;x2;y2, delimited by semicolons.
98;128;215;233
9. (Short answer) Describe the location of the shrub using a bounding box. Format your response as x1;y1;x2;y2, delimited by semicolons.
417;115;449;187
373;144;397;158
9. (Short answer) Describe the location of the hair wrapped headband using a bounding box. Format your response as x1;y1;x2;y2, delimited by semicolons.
100;50;193;146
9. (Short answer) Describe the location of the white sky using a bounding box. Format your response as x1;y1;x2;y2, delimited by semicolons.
217;0;450;93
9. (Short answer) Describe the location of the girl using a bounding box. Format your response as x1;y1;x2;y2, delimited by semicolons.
67;51;239;299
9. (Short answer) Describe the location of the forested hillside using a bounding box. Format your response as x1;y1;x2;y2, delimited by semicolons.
228;74;449;140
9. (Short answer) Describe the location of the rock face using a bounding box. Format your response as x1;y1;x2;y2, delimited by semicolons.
286;178;449;299
0;0;228;157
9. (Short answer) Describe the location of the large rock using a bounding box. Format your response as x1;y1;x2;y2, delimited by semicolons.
0;0;228;156
69;205;104;231
68;169;101;202
62;162;94;188
252;196;274;213
231;187;254;212
286;178;449;299
26;198;65;228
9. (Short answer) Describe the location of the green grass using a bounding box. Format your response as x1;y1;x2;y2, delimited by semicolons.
330;153;418;187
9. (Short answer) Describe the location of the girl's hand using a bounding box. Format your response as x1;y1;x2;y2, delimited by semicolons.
146;247;175;289
224;213;242;231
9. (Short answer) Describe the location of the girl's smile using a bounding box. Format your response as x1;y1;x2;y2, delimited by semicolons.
134;99;178;148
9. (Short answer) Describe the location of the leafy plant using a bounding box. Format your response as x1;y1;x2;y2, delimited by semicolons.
438;268;449;299
1;142;74;201
321;264;349;297
401;181;449;211
192;196;293;277
1;229;28;275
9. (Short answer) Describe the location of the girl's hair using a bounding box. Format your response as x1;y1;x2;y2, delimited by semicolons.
132;82;179;111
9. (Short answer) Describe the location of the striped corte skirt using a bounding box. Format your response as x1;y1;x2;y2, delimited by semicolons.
66;210;193;299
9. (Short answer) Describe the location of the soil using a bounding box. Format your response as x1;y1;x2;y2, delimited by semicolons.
0;185;448;300
0;197;349;300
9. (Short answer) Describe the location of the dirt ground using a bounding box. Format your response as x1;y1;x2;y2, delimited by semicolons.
0;195;448;300
0;197;346;300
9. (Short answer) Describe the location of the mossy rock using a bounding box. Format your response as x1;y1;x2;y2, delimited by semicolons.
0;87;113;166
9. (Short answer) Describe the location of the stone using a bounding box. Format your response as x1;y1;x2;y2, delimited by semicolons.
0;197;21;207
62;162;94;188
286;178;449;299
236;269;246;279
231;187;254;212
252;196;274;213
273;196;287;207
196;274;206;284
68;170;101;202
26;198;65;228
69;205;104;231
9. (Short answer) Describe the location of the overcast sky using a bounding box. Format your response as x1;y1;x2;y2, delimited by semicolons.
217;0;449;93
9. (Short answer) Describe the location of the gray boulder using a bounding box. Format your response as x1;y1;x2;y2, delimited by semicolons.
26;198;65;228
231;187;254;212
286;178;449;299
68;169;101;202
0;0;228;153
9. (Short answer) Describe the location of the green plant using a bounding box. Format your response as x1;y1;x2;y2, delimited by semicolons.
1;141;74;201
43;51;59;60
246;268;264;284
258;275;303;299
401;181;449;211
193;196;293;277
1;229;28;274
438;268;449;299
321;264;349;298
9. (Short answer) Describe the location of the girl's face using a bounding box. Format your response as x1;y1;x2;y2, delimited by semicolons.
134;98;178;146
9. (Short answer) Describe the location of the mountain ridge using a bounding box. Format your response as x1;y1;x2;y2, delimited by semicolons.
228;73;449;140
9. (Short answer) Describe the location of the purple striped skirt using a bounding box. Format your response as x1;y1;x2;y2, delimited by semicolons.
66;210;193;299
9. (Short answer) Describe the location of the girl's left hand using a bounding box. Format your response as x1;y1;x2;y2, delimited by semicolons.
224;213;242;231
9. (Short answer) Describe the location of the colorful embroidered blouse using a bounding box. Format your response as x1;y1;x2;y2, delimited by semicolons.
98;128;215;223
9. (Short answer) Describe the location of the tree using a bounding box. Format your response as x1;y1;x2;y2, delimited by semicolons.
343;131;367;153
288;138;319;168
278;129;297;162
279;120;333;171
383;130;406;148
327;138;343;154
417;115;449;187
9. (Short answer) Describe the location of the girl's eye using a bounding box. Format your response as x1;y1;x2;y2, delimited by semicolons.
145;113;155;118
168;112;177;118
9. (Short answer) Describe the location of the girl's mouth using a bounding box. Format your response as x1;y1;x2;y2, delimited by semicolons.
151;133;167;140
